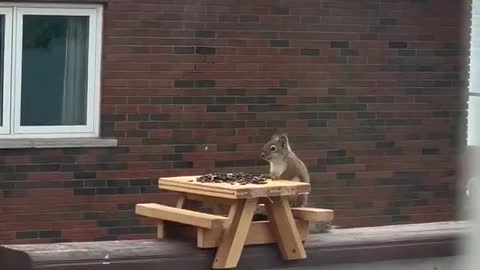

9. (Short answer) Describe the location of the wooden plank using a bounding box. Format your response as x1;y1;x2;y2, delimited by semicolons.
291;207;334;222
184;193;235;206
135;203;227;229
265;196;307;260
157;221;165;239
159;183;238;199
212;198;258;269
159;176;310;199
197;220;309;248
176;195;186;208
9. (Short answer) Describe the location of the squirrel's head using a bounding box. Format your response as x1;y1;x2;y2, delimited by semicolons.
260;133;291;161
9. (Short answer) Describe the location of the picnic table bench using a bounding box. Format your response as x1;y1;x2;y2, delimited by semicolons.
136;176;334;269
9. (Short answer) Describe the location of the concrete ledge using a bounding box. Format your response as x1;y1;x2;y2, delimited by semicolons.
0;138;118;149
2;221;468;270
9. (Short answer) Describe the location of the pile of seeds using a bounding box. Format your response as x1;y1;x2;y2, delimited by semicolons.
196;172;271;185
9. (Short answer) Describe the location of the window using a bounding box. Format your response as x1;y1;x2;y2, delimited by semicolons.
0;3;102;139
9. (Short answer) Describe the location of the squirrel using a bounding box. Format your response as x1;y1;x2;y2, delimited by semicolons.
254;132;335;233
260;132;310;207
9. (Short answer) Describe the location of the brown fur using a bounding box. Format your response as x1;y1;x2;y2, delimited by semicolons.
260;133;310;207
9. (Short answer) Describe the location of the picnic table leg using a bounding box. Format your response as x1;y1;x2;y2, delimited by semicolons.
157;194;187;239
212;198;258;269
265;196;307;260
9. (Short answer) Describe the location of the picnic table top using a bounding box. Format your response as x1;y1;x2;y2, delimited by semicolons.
159;176;311;199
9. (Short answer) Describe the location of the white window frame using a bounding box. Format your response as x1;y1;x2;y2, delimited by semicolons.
0;3;102;139
0;7;13;135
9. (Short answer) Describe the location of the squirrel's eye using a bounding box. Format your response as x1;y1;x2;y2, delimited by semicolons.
270;145;277;151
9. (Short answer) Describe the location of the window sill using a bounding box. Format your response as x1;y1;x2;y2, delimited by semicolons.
0;138;118;149
2;221;466;270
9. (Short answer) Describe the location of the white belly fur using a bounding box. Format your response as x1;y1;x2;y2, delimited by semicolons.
269;160;287;178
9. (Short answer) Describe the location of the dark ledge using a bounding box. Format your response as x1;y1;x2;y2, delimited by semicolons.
2;221;468;270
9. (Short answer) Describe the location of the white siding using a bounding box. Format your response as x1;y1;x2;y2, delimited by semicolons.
469;0;480;145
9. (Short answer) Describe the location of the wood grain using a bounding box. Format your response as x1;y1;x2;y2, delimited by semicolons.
212;198;258;269
135;203;227;229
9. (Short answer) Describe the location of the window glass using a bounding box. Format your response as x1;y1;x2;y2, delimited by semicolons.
21;15;89;126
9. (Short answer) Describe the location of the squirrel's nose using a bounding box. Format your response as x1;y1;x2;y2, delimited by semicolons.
260;152;265;158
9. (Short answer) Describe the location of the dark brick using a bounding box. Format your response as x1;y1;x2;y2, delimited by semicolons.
174;80;195;88
195;47;216;55
97;220;121;227
74;172;96;179
39;230;62;238
218;144;237;151
360;33;377;40
422;148;440;155
434;49;460;56
129;226;156;234
207;105;227;112
215;160;235;167
174;145;196;153
191;96;215;104
416;65;433;72
118;203;135;210
326;157;354;165
384;208;401;215
337;172;355;180
236;160;256;167
398;49;416;56
174;46;194;54
301;48;320;56
272;7;289;15
107;180;130;187
392;215;410;222
340;49;358;56
16;231;38;239
279;80;298;87
327;150;346;158
355;202;373;209
150;113;171;121
357;112;376;119
117;187;141;194
215;97;236;104
330;41;349;48
195;80;216;88
376;141;395;149
141;186;159;193
95;236;118;241
84;180;107;187
239;15;259;23
129;179;154;186
308;120;327;127
389;41;408;48
150;97;172;104
95;188;117;195
226;88;246;96
270;40;289;48
73;188;95;196
108;227;130;235
380;18;397;25
173;161;193;168
318;112;337;119
3;190;26;198
195;30;215;38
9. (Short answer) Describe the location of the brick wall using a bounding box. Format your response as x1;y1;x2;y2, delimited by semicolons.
0;0;469;243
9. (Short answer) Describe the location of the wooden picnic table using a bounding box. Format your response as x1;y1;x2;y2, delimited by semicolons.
136;176;333;269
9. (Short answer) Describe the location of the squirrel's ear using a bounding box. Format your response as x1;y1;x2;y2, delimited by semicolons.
278;134;289;149
271;130;287;140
